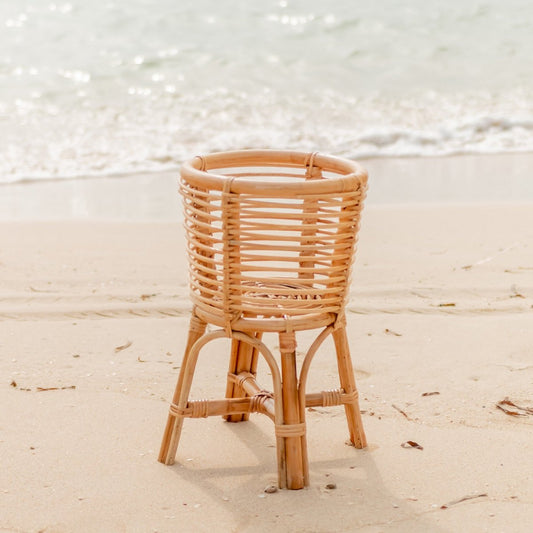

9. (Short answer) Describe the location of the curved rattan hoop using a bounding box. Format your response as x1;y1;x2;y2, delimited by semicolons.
181;149;368;195
174;329;284;424
180;150;368;333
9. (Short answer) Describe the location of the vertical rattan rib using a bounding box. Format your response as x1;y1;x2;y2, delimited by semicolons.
159;150;368;490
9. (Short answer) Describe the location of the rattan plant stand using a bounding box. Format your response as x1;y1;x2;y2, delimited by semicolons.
158;150;368;489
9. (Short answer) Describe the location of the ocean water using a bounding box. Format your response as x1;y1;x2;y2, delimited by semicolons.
2;0;533;184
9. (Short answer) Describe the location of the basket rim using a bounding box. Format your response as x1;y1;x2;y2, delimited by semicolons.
181;149;368;195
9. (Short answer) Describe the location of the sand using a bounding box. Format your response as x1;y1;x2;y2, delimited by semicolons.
3;153;533;221
1;159;533;532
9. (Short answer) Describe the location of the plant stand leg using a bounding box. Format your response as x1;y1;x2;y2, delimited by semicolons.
224;333;261;422
158;314;207;464
332;326;367;449
278;331;306;489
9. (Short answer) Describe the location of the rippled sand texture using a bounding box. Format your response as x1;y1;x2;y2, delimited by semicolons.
1;204;532;532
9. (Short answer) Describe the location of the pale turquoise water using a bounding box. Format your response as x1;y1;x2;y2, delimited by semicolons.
2;0;533;183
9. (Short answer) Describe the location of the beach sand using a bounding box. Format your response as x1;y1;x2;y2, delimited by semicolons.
1;156;533;532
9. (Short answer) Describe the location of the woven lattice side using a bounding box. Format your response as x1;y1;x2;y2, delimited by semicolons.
180;151;367;329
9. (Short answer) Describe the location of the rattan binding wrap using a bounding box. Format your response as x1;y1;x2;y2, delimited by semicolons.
180;150;368;333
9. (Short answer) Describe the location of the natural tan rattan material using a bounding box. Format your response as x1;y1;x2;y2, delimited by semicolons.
159;150;368;489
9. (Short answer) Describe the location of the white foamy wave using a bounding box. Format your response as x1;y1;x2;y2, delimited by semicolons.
3;0;533;184
349;116;533;158
2;89;533;184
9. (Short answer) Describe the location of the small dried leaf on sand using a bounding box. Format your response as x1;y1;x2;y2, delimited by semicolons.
496;398;533;417
36;385;76;392
29;286;53;293
440;493;488;509
385;328;402;337
115;340;133;353
392;404;412;421
400;440;423;450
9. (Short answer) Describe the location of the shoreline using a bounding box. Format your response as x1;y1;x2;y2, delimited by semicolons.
2;152;533;221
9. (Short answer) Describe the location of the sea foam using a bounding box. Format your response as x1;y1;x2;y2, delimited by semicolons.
2;0;533;183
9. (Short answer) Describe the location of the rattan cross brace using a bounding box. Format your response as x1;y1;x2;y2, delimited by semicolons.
158;150;368;490
169;384;357;420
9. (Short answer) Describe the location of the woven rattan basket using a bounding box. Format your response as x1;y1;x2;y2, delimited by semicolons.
159;150;368;489
181;150;367;332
